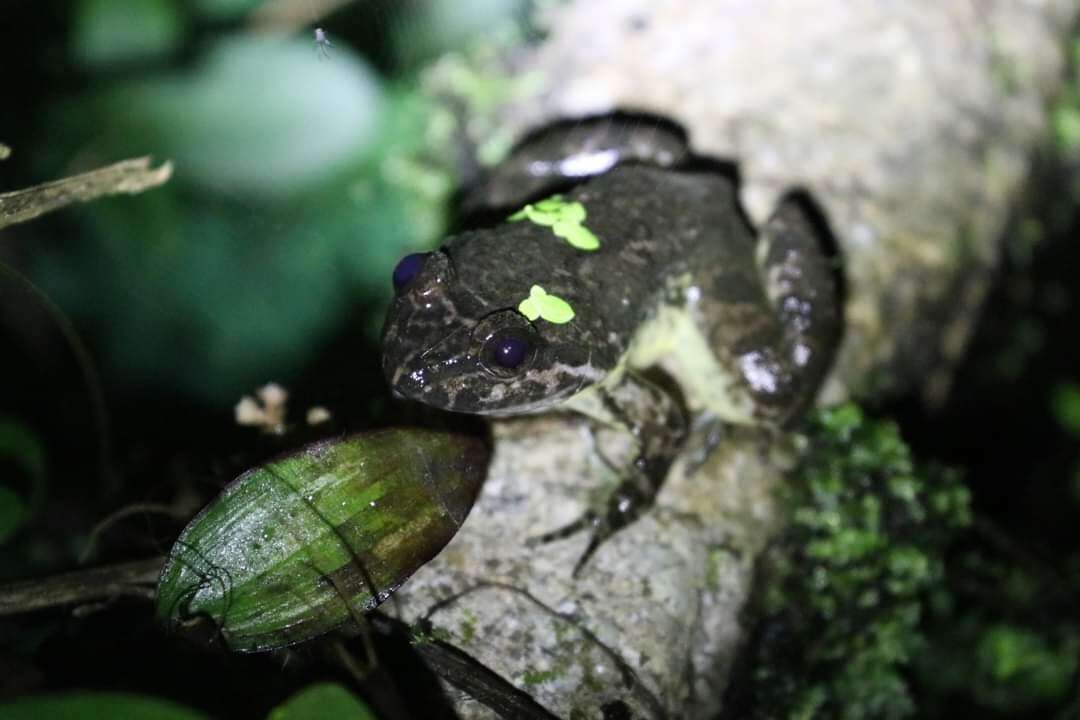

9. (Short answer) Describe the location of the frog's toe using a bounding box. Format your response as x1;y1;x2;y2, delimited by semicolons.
526;513;610;577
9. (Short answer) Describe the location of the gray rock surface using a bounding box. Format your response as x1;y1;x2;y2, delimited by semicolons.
392;2;1077;717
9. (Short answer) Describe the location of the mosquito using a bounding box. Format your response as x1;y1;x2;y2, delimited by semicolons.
314;27;332;60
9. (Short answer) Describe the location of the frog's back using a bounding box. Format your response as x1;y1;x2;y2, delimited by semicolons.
521;163;837;428
444;164;749;374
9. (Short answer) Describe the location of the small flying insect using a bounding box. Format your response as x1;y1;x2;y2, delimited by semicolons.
314;27;332;60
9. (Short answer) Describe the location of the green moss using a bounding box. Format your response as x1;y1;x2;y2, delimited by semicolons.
409;623;454;646
520;649;571;688
736;404;971;720
521;667;562;686
458;609;477;643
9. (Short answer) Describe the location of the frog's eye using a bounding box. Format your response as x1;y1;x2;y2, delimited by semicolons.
492;336;528;368
392;252;428;291
481;332;532;374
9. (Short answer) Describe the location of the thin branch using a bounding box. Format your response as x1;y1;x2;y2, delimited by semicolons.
79;504;188;564
0;557;165;617
412;638;561;720
0;156;172;231
0;262;116;494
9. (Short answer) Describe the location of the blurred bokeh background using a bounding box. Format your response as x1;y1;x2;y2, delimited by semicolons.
0;0;525;567
1;1;1079;718
0;2;523;714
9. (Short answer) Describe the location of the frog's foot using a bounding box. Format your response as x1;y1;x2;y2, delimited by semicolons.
528;466;657;577
532;371;685;576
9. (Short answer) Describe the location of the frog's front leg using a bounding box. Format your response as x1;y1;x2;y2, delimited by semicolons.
533;371;687;576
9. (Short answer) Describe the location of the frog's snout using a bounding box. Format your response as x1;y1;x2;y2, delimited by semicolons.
381;270;483;410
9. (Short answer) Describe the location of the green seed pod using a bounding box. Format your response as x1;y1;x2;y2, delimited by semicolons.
156;429;487;652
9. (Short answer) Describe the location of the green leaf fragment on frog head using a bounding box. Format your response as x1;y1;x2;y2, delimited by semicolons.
552;199;586;224
508;195;600;250
509;205;554;226
553;221;600;250
518;285;575;324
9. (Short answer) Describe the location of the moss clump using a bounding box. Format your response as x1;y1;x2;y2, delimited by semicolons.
727;404;971;720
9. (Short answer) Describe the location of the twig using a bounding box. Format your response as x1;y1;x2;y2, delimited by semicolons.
410;637;560;720
79;504;188;564
0;156;172;231
0;557;165;617
0;263;116;494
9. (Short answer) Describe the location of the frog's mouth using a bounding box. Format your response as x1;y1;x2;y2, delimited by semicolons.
383;321;487;412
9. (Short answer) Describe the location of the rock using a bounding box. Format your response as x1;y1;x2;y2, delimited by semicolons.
393;2;1077;717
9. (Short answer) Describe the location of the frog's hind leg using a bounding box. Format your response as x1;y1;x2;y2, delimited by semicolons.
710;195;841;429
753;195;841;425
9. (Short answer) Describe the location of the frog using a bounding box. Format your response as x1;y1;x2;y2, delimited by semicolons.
381;116;840;574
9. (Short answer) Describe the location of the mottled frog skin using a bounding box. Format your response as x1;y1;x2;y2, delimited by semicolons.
381;118;840;572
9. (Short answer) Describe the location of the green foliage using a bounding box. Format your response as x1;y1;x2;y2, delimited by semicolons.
391;0;527;70
0;692;208;720
99;35;384;197
0;416;47;545
0;485;25;546
1051;380;1080;438
419;22;543;167
975;625;1078;706
73;0;185;70
190;0;262;21
914;538;1080;716
1052;39;1080;153
740;404;971;720
267;683;376;720
30;37;454;401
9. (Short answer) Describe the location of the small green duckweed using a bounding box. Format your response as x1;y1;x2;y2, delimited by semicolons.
509;195;600;251
518;284;575;324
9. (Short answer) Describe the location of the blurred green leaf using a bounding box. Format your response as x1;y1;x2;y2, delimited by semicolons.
1052;101;1080;153
31;38;455;400
74;0;185;69
1051;381;1080;437
192;0;263;20
0;485;25;545
0;416;47;481
0;692;209;720
392;0;525;68
973;625;1078;710
0;416;46;528
268;683;376;720
103;35;383;197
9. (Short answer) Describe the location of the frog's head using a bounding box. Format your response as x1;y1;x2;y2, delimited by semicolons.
381;238;601;415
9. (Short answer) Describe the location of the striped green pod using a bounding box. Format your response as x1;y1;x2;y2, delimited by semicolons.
156;429;487;652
